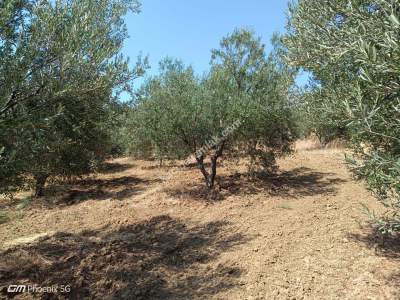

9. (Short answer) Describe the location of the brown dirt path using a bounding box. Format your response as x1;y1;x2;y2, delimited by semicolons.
0;149;399;299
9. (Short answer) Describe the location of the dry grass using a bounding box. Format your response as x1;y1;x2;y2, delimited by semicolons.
295;135;347;151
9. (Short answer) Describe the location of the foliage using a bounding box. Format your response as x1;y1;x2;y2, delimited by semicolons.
209;29;297;175
125;29;297;188
284;0;400;234
124;58;206;164
294;85;348;145
0;0;144;197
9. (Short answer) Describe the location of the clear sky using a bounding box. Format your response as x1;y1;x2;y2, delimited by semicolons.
122;0;308;91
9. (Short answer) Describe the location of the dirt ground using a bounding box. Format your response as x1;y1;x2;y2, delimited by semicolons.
0;148;399;299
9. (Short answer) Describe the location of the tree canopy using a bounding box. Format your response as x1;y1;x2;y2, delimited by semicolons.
0;0;145;196
2;0;398;239
123;29;297;189
284;0;400;234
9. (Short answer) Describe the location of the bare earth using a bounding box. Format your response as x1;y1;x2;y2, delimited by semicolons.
1;149;399;299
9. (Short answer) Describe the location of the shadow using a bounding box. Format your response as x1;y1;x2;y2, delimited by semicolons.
77;176;146;188
0;215;247;299
251;167;347;197
39;176;160;207
164;167;347;202
60;176;160;204
349;231;400;295
140;164;174;170
349;231;400;260
140;161;211;171
98;162;135;174
180;162;211;170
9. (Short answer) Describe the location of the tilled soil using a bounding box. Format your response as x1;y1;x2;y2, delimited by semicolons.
0;149;399;299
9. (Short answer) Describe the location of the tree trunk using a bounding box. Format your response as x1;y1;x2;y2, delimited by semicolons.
196;156;212;188
34;174;48;198
208;156;218;189
247;139;258;176
195;142;225;190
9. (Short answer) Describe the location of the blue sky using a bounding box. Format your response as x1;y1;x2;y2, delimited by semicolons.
122;0;308;90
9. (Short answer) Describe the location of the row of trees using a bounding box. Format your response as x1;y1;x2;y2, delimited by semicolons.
284;0;400;234
0;0;144;196
2;0;398;237
1;1;298;196
120;29;297;189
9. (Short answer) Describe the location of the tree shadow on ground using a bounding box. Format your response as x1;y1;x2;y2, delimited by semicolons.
349;232;400;260
41;176;160;207
348;231;400;296
164;167;347;202
140;161;211;171
0;215;248;299
98;161;135;174
62;176;160;204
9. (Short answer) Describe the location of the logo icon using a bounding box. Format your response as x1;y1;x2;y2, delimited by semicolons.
7;285;26;293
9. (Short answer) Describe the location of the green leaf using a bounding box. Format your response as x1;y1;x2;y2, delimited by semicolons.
389;14;400;26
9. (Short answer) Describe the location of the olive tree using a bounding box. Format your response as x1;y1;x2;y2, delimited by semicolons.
128;29;297;189
0;0;144;197
284;0;400;234
127;58;205;166
210;30;297;175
